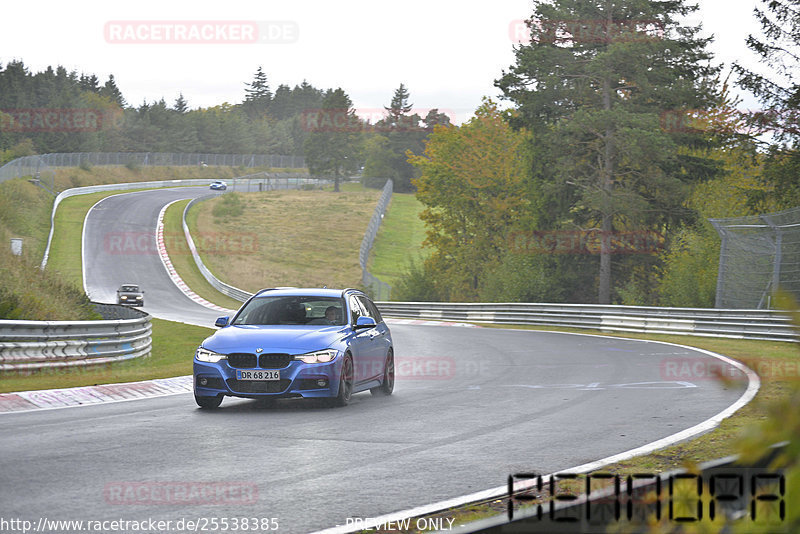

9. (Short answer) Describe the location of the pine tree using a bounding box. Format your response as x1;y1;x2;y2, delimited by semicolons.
243;67;271;118
497;0;721;303
384;83;413;126
174;93;188;113
303;88;360;192
100;75;126;107
735;0;800;209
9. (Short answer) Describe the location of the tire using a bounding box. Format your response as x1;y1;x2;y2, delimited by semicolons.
328;355;354;407
195;394;223;409
371;350;394;396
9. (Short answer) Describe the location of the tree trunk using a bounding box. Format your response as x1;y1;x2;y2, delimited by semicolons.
599;61;614;304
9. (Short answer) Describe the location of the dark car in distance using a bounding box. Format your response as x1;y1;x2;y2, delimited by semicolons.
117;284;144;306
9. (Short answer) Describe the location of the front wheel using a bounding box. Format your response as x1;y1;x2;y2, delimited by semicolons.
371;350;394;396
328;355;354;407
195;394;223;409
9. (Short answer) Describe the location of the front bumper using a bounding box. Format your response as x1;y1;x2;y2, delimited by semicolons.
193;357;343;399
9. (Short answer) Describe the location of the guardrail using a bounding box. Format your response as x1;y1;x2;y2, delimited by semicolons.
375;301;799;342
359;179;393;300
182;197;253;303
0;304;152;372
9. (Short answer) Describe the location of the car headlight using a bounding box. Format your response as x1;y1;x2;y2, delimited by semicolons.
196;347;226;363
120;295;127;299
136;296;143;300
294;349;338;364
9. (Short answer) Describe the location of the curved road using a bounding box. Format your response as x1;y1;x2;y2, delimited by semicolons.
0;188;751;533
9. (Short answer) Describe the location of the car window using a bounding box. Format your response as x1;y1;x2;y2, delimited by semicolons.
232;296;346;326
348;295;366;325
358;296;383;323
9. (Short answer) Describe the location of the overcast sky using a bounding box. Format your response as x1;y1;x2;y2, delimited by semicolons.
2;0;766;123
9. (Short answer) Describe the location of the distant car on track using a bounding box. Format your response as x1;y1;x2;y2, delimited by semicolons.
116;284;144;306
209;180;227;190
193;288;394;409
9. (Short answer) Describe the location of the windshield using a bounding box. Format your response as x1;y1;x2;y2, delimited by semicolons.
120;285;139;292
232;295;346;326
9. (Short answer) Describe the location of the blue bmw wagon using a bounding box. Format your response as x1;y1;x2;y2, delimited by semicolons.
193;288;394;408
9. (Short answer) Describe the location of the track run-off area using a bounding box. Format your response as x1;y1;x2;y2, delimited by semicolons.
0;187;758;533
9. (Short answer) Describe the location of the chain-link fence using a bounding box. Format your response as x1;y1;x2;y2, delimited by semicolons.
710;206;800;309
0;152;306;185
360;179;393;300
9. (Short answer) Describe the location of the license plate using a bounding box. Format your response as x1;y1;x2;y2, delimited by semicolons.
236;370;280;381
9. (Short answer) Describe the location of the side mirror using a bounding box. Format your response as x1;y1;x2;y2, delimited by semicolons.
215;316;229;327
354;316;377;329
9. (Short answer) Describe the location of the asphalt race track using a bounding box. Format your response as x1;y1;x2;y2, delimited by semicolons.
0;187;752;533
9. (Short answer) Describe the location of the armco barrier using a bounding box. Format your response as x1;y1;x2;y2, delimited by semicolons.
375;301;798;342
0;304;152;372
182;197;253;302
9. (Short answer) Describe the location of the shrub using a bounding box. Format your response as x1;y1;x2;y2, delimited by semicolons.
212;192;244;219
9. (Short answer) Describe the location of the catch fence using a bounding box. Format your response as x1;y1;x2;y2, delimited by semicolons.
711;206;800;309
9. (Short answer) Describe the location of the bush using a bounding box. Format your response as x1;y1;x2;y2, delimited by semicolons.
124;158;141;172
212;192;244;219
658;224;720;307
78;160;93;172
391;260;441;301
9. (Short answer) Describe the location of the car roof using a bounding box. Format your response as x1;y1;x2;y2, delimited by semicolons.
251;287;361;299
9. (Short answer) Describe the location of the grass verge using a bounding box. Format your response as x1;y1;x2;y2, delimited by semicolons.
163;198;244;310
189;186;381;292
46;191;122;289
367;192;428;287
0;318;211;393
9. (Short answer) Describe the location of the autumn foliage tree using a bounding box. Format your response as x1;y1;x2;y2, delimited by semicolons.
409;101;528;300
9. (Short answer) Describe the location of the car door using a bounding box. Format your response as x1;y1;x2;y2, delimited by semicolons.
347;295;371;384
355;295;390;382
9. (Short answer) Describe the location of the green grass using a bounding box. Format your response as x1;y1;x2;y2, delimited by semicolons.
46;191;119;289
163;199;243;311
189;186;381;292
367;192;429;286
0;318;211;393
0;177;56;261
